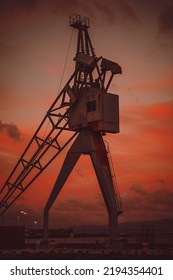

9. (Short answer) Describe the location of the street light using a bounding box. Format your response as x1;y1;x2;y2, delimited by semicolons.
20;210;27;227
20;210;27;215
34;220;38;228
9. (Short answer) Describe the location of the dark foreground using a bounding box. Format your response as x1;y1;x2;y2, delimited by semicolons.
1;241;173;260
1;248;173;260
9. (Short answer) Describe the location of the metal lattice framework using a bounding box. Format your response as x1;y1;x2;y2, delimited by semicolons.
0;14;123;220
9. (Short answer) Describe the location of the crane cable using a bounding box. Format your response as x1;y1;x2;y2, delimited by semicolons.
57;28;74;95
42;27;74;139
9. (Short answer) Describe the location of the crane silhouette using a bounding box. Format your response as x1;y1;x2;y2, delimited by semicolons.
0;15;123;241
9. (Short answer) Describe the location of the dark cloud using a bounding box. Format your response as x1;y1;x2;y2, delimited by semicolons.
54;197;104;213
0;0;37;14
86;0;139;25
51;196;107;226
149;188;173;207
130;184;146;195
0;120;21;141
157;179;165;184
158;5;173;36
0;0;139;28
0;0;39;29
75;169;84;178
118;0;139;24
124;186;173;216
17;0;37;11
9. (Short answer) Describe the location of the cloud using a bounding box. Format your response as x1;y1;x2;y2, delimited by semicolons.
157;179;165;184
47;195;107;226
130;184;146;195
130;74;173;92
118;0;139;24
0;0;139;29
0;120;21;141
158;5;173;36
129;184;173;206
0;0;37;14
75;169;84;178
0;0;39;28
121;185;173;223
149;188;173;207
38;0;139;25
119;101;173;166
122;101;173;130
0;42;26;57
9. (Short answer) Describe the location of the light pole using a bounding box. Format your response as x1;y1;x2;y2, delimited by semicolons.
17;215;20;226
20;210;27;227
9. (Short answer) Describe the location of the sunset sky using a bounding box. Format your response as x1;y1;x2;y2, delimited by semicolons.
0;0;173;229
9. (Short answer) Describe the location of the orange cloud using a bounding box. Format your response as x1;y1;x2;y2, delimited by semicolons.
131;74;173;91
108;101;173;193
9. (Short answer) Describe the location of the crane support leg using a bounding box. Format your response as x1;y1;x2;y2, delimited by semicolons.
90;152;118;241
43;151;81;241
43;129;118;242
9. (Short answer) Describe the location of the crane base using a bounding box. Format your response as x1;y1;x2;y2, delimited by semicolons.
43;129;118;242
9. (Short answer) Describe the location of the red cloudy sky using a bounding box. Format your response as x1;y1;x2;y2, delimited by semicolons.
0;0;173;229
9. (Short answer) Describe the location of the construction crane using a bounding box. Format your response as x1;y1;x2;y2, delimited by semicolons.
0;14;123;241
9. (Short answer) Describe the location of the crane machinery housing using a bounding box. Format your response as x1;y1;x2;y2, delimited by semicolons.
0;14;123;242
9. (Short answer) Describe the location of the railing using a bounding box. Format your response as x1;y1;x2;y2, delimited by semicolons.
69;14;90;28
104;140;123;215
